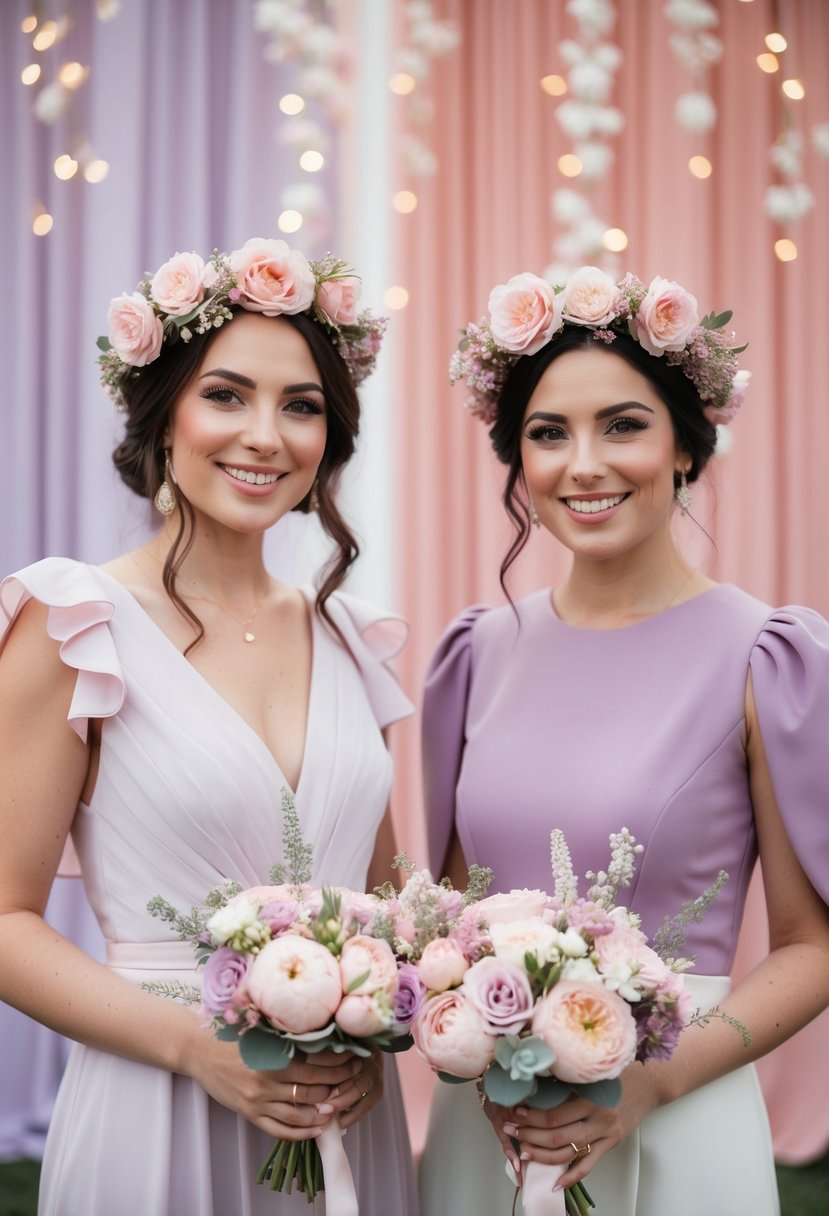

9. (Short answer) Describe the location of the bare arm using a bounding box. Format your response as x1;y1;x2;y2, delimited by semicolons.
0;600;374;1139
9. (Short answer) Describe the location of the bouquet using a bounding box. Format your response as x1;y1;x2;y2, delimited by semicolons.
145;788;496;1211
410;827;733;1216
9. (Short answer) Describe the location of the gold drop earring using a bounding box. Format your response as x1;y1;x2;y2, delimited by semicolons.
154;452;177;516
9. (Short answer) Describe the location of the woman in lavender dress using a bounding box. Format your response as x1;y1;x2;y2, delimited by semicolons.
419;267;829;1214
0;239;417;1215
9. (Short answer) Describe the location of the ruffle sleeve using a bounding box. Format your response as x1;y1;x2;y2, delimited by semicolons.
0;557;125;744
749;605;829;906
323;590;413;730
422;606;490;877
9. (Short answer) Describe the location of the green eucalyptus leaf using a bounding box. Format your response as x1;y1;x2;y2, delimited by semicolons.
437;1070;473;1084
238;1028;295;1071
345;969;372;995
96;336;111;352
527;1076;573;1110
483;1064;536;1106
215;1022;243;1042
572;1077;622;1108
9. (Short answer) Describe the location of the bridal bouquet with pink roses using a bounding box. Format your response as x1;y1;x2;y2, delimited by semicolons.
410;828;729;1216
145;790;496;1208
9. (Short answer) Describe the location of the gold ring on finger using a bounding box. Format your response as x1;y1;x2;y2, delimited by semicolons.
573;1142;591;1162
291;1082;299;1106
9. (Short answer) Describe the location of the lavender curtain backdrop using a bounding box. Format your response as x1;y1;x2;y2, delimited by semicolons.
0;0;344;1158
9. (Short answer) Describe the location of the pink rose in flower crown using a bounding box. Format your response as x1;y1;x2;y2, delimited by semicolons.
412;990;497;1078
201;947;251;1016
335;993;393;1037
247;934;341;1033
532;980;638;1083
488;273;563;355
633;276;699;356
475;888;550;925
107;292;164;366
561;265;620;327
462;956;534;1035
315;277;360;326
150;251;208;316
230;237;316;315
417;938;470;992
339;935;398;997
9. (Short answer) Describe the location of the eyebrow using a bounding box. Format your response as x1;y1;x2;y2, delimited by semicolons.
199;369;324;395
524;401;656;425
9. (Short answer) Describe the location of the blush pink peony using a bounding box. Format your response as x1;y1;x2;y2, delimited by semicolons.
340;935;398;997
150;251;207;316
488;273;563;355
107;292;164;366
561;265;620;327
412;990;497;1078
476;889;550;925
532;980;638;1083
247;935;341;1033
633;276;699;355
417;938;470;992
315;277;360;326
230;237;316;315
335;993;391;1037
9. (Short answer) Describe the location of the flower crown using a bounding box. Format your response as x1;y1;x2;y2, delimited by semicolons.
97;238;388;410
449;266;749;428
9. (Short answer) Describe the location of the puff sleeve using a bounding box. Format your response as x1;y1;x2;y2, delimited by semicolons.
422;606;490;877
749;605;829;906
323;590;413;729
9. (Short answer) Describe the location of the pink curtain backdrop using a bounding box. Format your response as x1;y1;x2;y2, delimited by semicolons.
388;0;829;1162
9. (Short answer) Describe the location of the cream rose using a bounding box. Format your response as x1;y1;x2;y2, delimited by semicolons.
150;251;207;316
230;237;316;315
633;276;699;355
475;889;550;925
315;277;360;326
561;265;620;327
489;918;559;970
488;273;563;355
107;292;163;366
532;980;638;1083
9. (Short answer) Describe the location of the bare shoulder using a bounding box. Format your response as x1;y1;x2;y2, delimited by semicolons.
0;596;74;700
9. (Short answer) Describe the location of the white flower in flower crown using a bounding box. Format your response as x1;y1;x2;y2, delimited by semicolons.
675;91;717;134
561;266;620;327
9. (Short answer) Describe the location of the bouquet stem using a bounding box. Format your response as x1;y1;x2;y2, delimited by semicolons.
565;1181;594;1214
257;1137;323;1201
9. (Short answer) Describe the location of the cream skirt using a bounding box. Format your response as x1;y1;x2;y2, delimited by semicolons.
418;976;780;1216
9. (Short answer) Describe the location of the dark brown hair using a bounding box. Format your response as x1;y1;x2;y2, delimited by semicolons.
112;311;360;650
489;326;718;594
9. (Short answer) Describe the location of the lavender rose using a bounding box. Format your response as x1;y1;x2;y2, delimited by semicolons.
462;956;534;1035
392;963;427;1027
201;947;250;1016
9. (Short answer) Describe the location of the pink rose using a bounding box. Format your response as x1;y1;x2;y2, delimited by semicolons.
335;993;392;1037
633;276;699;355
412;990;497;1078
340;935;398;997
561;266;620;327
532;980;638;1083
418;938;470;992
594;926;670;994
462;956;534;1035
315;277;360;326
229;237;316;315
227;884;301;907
107;292;163;366
150;251;207;316
488;272;563;355
332;888;380;929
247;935;341;1033
475;889;550;925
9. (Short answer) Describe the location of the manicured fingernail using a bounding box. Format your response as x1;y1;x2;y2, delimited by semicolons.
308;1127;323;1138
329;1087;340;1098
316;1103;334;1114
520;1151;531;1162
503;1122;518;1136
515;1106;528;1117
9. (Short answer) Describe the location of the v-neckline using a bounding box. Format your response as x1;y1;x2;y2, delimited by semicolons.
92;564;316;798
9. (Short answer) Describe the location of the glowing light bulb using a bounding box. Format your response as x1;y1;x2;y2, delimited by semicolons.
540;75;567;96
558;154;583;177
21;15;38;34
33;21;58;51
384;286;409;310
756;53;779;73
299;150;324;172
689;155;713;179
765;33;787;52
602;228;628;252
389;73;416;95
21;63;41;85
33;212;54;236
774;238;797;262
279;94;305;116
393;190;418;214
277;209;303;233
54;154;79;179
782;79;805;100
84;159;110;183
58;61;88;89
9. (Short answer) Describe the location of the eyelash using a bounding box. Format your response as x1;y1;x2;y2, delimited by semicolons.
525;416;650;442
199;386;324;416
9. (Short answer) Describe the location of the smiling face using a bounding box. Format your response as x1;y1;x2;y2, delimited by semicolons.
520;346;688;568
164;312;328;537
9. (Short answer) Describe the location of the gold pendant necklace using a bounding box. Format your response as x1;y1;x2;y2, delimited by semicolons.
192;592;266;642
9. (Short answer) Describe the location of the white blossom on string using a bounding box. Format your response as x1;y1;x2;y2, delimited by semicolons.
664;0;722;137
548;0;623;273
395;1;461;182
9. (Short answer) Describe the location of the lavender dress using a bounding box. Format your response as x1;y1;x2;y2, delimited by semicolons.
419;585;829;1216
0;558;419;1216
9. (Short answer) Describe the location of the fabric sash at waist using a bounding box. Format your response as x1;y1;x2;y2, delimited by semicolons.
106;941;197;971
